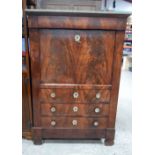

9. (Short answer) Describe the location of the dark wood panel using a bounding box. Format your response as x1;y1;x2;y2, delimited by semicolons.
32;127;42;144
40;30;115;84
22;69;32;139
29;29;41;127
28;16;127;30
42;128;106;139
41;103;109;116
108;31;126;128
39;88;111;104
22;75;31;131
41;117;108;129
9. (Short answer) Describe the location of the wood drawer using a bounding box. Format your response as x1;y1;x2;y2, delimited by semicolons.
41;117;108;129
39;88;111;104
41;103;109;117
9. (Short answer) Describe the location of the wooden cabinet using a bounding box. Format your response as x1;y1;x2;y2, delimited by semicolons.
26;9;130;145
22;65;32;139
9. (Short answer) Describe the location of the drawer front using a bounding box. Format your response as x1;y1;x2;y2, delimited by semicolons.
40;88;110;104
41;117;108;129
41;103;109;117
39;30;115;85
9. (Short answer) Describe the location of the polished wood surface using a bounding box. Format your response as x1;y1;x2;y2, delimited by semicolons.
108;31;125;128
29;30;41;128
39;30;114;84
41;117;108;129
41;128;106;139
28;10;130;145
28;16;127;30
39;88;111;104
22;65;32;139
41;103;109;116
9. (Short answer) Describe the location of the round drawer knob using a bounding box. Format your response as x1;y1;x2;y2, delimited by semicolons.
51;120;56;126
72;120;78;126
75;34;80;42
73;92;79;98
51;107;56;113
73;106;78;112
50;92;56;98
96;93;101;99
94;121;99;127
94;107;100;113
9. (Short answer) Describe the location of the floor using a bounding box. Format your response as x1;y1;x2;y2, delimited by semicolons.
22;70;132;155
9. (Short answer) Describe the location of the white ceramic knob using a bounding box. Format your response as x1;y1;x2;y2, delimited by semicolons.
50;92;56;98
72;120;78;126
95;107;100;113
73;106;78;112
73;92;79;98
96;93;101;99
51;120;56;126
51;107;56;113
94;121;99;127
75;34;80;42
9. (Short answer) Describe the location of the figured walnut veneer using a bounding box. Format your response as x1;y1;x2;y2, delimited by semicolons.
27;10;130;145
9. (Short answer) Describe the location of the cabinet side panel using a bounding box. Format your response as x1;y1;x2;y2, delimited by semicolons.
108;31;125;128
22;74;31;132
29;29;41;126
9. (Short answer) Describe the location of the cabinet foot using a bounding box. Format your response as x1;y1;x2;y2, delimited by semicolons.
33;139;42;145
32;127;42;145
104;139;114;146
104;128;115;146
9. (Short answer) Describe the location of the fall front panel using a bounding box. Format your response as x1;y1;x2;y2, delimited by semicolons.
39;30;115;85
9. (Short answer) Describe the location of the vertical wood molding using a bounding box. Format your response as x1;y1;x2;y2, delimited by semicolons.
29;29;41;127
108;30;126;128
